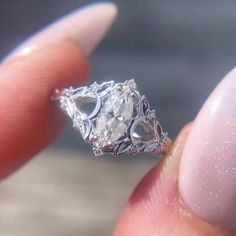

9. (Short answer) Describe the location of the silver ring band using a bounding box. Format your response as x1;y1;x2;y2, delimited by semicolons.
56;79;171;156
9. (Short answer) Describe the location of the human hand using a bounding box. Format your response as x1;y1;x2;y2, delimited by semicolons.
0;2;118;178
1;3;236;236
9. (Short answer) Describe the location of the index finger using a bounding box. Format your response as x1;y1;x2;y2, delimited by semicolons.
0;2;118;179
0;40;89;179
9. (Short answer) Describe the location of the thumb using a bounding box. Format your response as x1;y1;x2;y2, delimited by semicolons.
114;67;236;235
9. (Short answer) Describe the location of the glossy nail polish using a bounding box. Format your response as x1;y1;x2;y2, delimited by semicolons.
179;68;236;229
6;2;117;59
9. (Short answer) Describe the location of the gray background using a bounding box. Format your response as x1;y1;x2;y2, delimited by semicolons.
0;1;236;235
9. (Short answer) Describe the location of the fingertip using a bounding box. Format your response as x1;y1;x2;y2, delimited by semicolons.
114;123;231;235
0;40;89;179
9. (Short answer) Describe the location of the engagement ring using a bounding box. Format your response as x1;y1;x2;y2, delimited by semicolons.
55;79;171;156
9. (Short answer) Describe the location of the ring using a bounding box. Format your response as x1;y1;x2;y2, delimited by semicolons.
56;79;172;156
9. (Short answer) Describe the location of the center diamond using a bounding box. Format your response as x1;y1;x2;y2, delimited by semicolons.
93;87;134;148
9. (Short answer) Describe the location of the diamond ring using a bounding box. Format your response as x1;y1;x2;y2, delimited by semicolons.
55;79;172;156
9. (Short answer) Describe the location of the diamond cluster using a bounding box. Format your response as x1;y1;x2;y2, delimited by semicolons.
59;79;169;156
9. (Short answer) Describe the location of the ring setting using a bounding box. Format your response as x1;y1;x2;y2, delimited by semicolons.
57;79;171;156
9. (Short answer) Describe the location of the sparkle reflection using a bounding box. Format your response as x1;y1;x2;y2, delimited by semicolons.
210;96;222;114
21;45;37;56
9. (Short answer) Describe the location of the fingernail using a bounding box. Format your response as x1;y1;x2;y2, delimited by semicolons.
5;2;117;60
179;67;236;229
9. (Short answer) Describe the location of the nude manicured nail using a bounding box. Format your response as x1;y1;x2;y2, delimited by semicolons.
6;2;117;59
179;68;236;229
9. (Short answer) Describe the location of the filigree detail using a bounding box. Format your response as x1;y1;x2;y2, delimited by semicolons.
58;80;170;156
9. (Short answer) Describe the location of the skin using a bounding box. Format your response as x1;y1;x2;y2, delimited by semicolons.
0;40;234;235
0;40;89;178
114;124;234;236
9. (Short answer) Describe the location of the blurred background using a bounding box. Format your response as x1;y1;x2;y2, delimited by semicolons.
0;0;236;235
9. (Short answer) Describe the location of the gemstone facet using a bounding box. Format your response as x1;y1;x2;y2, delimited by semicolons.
93;87;134;148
